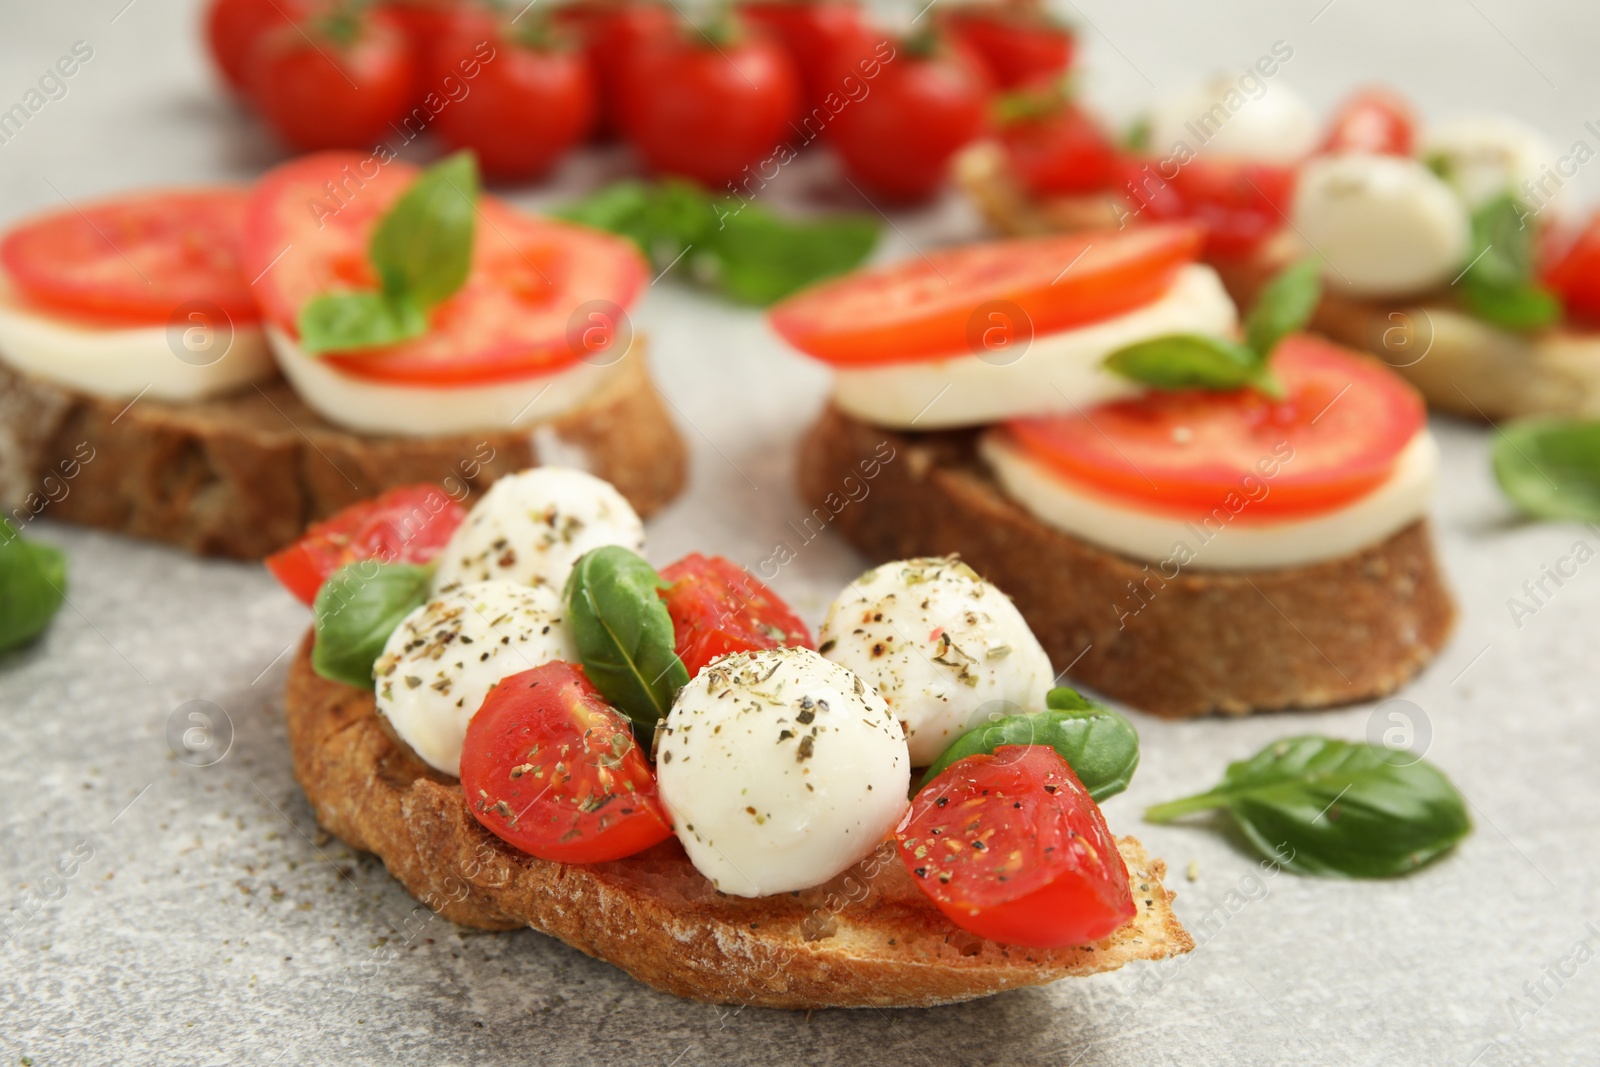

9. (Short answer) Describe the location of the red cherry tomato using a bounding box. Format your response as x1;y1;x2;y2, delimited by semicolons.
264;484;466;605
658;554;814;677
827;33;993;201
770;223;1202;365
897;745;1134;948
1321;88;1417;157
617;18;800;188
1541;214;1600;325
999;99;1122;197
554;0;677;139
1123;156;1296;259
381;0;479;82
0;189;257;327
1003;335;1426;519
942;5;1074;90
738;0;873;113
460;661;674;864
429;20;596;180
247;8;416;152
204;0;310;93
242;152;647;385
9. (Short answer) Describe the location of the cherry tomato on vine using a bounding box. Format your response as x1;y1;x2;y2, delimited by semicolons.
204;0;310;93
738;0;874;113
554;0;677;138
941;3;1074;90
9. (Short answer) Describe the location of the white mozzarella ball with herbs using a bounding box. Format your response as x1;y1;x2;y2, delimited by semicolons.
818;558;1054;766
1423;115;1558;209
1292;154;1471;298
655;648;910;898
432;467;645;593
374;580;577;777
1144;77;1319;163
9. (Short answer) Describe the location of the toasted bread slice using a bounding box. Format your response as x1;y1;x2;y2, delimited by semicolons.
0;350;686;559
798;404;1456;718
284;638;1192;1009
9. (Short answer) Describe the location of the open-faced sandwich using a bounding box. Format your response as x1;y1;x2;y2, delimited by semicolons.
959;77;1600;422
0;152;683;557
277;465;1190;1008
770;225;1455;717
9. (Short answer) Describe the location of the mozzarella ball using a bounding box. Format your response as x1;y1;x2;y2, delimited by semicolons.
1145;77;1318;163
655;648;911;897
432;467;644;593
818;557;1054;766
374;580;577;776
1292;154;1471;298
1423;115;1557;209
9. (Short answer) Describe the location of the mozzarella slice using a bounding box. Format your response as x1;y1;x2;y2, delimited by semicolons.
267;325;630;437
0;274;271;401
1292;155;1471;298
830;265;1238;430
655;647;910;897
1145;77;1319;163
373;580;577;777
980;429;1438;571
818;557;1055;766
432;466;645;593
1423;115;1558;209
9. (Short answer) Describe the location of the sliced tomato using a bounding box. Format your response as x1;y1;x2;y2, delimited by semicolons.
1003;335;1426;520
0;189;257;327
264;484;465;605
1124;157;1296;260
242;152;647;385
658;554;814;677
769;224;1202;365
460;661;673;864
1321;88;1417;157
897;745;1134;948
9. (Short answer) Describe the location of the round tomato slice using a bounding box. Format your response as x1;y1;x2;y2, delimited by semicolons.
242;152;647;385
460;661;673;864
897;745;1134;948
658;553;814;677
264;484;466;605
1003;335;1426;520
0;189;257;327
769;224;1202;366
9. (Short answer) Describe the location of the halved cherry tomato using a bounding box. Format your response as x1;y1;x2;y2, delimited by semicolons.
264;484;465;605
553;0;676;139
1541;214;1600;325
658;554;814;677
941;4;1074;90
1003;335;1426;519
897;745;1134;948
1321;88;1417;157
204;0;311;93
769;223;1202;365
739;0;873;113
0;189;257;327
242;152;647;384
460;661;674;863
999;98;1122;197
1124;157;1296;260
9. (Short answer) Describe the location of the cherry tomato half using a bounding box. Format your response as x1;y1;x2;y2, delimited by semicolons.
897;745;1134;948
1123;156;1297;260
264;484;465;605
941;4;1074;91
658;554;814;677
460;661;673;864
999;98;1122;198
1541;214;1600;325
1321;87;1417;157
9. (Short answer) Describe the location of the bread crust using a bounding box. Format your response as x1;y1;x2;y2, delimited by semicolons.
284;638;1192;1009
798;405;1456;718
0;353;686;559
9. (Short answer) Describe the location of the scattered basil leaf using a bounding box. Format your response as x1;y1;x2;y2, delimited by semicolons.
1123;116;1152;153
919;687;1140;801
1244;255;1323;359
1103;334;1281;396
311;562;434;689
1492;417;1600;521
1458;195;1561;332
1145;736;1472;878
563;545;690;738
0;521;66;653
297;291;428;354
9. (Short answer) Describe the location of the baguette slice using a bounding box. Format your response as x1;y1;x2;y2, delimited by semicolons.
0;351;685;559
285;638;1192;1009
957;139;1600;422
798;404;1456;718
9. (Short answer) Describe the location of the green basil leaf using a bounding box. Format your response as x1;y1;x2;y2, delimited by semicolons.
369;151;479;308
0;522;66;653
1244;257;1322;359
563;545;689;736
1492;417;1600;521
920;689;1140;801
706;208;879;305
297;291;428;354
555;178;714;266
1462;273;1562;332
311;562;434;689
1458;195;1561;332
1045;685;1098;712
1103;333;1279;395
1145;736;1471;878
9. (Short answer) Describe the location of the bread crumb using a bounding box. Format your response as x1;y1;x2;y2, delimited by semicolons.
1186;860;1200;882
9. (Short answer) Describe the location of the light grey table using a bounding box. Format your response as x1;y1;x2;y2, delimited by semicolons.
2;2;1597;1064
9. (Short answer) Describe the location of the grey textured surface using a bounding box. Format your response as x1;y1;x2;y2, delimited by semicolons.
3;2;1599;1065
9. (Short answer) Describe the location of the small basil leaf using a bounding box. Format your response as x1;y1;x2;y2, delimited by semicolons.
311;562;434;689
1045;685;1096;712
563;546;690;736
1462;274;1562;332
0;522;66;653
297;291;428;354
1244;257;1322;359
1492;417;1600;521
1145;736;1472;878
1458;195;1561;332
369;151;480;308
1103;333;1263;392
